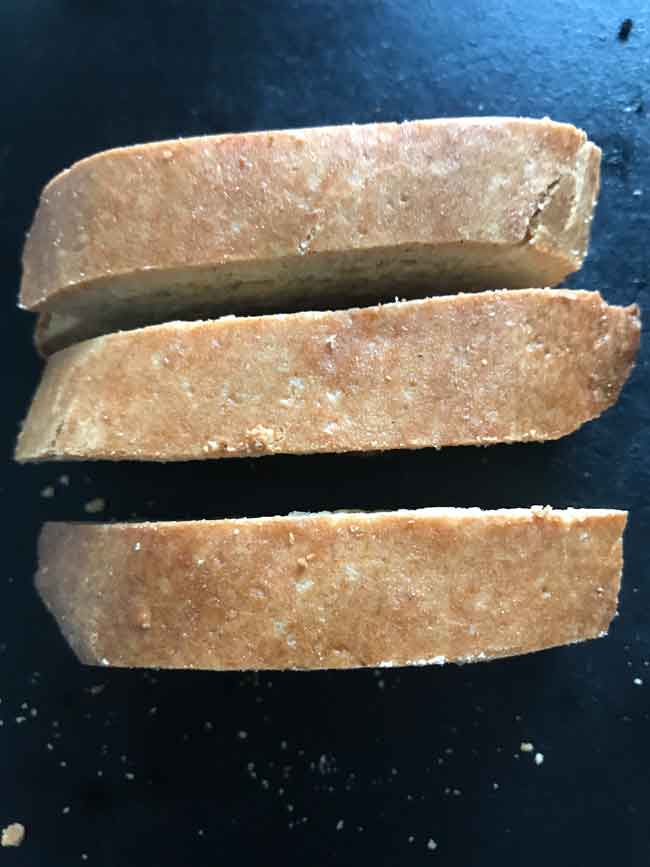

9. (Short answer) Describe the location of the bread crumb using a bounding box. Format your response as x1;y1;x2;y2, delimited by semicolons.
246;425;277;450
427;838;438;851
84;497;105;514
59;474;70;486
534;752;544;766
520;741;534;752
89;684;105;696
125;772;135;781
288;532;295;546
40;485;55;498
2;823;25;847
297;557;308;570
237;730;248;740
336;819;344;831
633;677;643;686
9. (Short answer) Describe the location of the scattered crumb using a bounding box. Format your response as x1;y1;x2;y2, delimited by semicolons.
633;677;643;686
296;557;308;570
40;485;55;499
408;835;415;843
15;716;26;724
427;838;438;851
492;782;499;790
125;772;135;781
520;742;534;753
534;752;544;766
84;497;105;514
1;823;25;847
237;730;248;740
336;819;344;831
288;532;295;546
88;684;105;696
58;474;70;486
62;806;70;815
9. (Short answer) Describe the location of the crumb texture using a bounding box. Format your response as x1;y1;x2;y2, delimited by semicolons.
35;507;626;671
15;289;640;462
20;117;601;352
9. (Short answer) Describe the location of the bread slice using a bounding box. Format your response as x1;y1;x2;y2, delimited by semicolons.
35;507;626;671
15;289;640;463
21;117;601;354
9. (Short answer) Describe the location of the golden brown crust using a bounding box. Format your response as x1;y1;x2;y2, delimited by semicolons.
35;508;626;671
20;117;601;352
15;289;640;463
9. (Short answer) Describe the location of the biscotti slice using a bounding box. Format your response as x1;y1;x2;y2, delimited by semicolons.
22;117;601;354
15;289;640;463
36;507;626;671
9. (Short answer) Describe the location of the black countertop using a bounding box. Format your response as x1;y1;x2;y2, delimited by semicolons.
1;1;648;864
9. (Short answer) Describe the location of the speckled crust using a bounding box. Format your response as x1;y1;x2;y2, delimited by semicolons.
20;117;601;353
35;508;626;671
15;289;640;463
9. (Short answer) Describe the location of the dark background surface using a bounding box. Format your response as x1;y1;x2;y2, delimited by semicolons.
1;1;649;864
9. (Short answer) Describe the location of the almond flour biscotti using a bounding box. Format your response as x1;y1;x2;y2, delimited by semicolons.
35;508;626;671
21;117;601;353
15;289;640;463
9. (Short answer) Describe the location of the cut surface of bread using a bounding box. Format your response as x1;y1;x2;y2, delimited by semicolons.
20;117;601;353
35;507;626;671
15;289;640;463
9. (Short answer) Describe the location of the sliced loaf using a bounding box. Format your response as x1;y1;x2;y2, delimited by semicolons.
36;507;626;671
15;289;640;462
21;117;601;353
